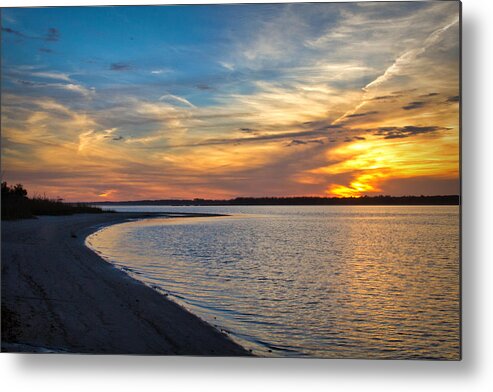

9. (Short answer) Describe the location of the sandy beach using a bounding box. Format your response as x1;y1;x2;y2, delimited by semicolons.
1;212;250;355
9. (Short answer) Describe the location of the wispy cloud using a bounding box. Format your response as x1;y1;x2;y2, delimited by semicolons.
30;71;73;82
402;101;427;111
159;94;196;108
2;26;60;42
373;125;449;139
346;111;379;119
446;95;460;103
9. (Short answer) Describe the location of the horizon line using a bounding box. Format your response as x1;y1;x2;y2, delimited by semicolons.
83;194;461;205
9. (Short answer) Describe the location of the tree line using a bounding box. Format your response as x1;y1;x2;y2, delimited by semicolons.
1;182;104;220
97;194;460;206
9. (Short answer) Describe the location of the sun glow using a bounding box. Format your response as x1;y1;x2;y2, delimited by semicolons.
98;189;117;198
328;172;389;198
310;133;459;198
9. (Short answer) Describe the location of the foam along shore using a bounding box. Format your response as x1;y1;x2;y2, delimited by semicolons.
1;212;251;355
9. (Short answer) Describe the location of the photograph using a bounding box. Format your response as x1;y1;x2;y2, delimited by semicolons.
1;1;461;360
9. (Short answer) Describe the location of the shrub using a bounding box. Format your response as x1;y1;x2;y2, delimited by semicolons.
1;182;104;220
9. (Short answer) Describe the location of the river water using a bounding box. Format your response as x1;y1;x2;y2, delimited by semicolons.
86;205;460;359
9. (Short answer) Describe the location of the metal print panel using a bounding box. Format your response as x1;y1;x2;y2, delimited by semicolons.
1;1;461;359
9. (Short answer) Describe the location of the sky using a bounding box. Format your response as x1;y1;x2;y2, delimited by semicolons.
1;2;460;201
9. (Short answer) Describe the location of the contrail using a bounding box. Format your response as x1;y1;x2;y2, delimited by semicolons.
332;16;459;124
363;16;459;92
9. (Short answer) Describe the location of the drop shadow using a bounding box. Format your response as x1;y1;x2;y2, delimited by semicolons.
459;4;480;375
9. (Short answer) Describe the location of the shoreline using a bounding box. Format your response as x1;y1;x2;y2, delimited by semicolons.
1;212;251;355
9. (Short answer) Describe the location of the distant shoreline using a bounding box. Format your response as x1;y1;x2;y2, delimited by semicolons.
91;195;460;206
1;212;250;355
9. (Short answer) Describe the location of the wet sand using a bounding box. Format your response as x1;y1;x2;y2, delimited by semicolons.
1;212;250;355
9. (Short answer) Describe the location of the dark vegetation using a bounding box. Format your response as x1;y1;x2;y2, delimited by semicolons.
1;182;104;220
96;194;460;206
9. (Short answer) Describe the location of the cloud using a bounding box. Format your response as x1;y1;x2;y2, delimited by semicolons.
12;78;94;97
346;111;379;118
287;139;324;147
45;28;60;42
150;69;171;75
446;95;460;103
2;26;60;42
38;48;53;53
30;71;73;82
363;15;459;92
371;95;401;101
420;92;439;97
373;125;448;139
402;101;427;110
110;63;132;71
2;27;25;38
196;84;213;91
78;128;118;152
172;128;332;149
239;128;258;134
63;83;95;97
15;79;46;87
219;61;235;71
158;94;196;108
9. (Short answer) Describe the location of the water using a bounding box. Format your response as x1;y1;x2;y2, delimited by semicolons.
86;205;460;359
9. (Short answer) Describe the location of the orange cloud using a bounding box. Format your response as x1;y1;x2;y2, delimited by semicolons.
311;132;459;197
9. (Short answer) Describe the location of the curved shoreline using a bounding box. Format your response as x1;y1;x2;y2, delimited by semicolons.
1;212;251;355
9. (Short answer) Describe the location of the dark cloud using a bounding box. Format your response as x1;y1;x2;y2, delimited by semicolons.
196;84;213;90
341;136;366;143
171;128;332;149
371;95;401;101
446;95;460;103
15;79;48;87
45;28;60;42
239;128;257;133
402;101;427;110
346;111;379;118
287;140;307;146
374;126;448;139
299;120;342;131
286;139;324;147
2;26;60;42
420;92;439;97
110;62;132;71
112;136;125;141
39;47;54;53
2;27;25;38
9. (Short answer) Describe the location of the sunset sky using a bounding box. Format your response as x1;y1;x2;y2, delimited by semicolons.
1;2;460;201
